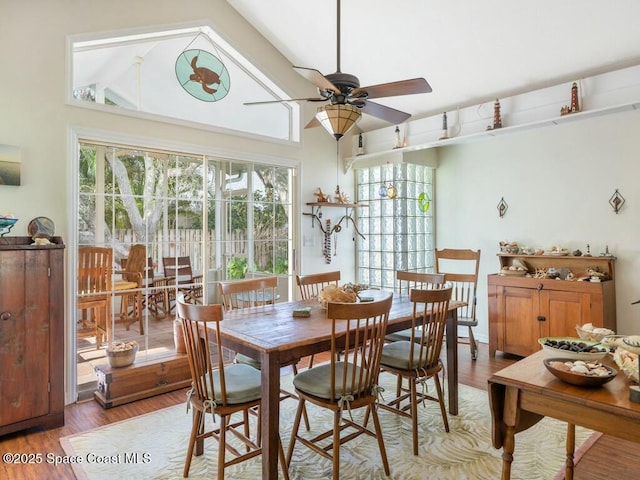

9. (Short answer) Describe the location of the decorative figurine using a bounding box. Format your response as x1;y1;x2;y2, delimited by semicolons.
393;125;402;149
584;244;592;257
356;133;364;156
486;99;502;130
314;187;329;202
439;112;449;140
334;185;349;204
560;82;580;116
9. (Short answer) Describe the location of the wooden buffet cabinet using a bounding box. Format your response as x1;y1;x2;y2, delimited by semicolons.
488;253;616;357
0;236;65;436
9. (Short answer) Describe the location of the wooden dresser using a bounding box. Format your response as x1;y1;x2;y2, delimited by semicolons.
488;253;616;357
0;236;65;436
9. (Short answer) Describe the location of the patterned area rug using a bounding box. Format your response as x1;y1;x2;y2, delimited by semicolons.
61;373;595;480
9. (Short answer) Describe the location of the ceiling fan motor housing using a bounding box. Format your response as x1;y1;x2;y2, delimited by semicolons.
324;72;363;104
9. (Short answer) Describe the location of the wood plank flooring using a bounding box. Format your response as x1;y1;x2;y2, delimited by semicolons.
1;343;638;479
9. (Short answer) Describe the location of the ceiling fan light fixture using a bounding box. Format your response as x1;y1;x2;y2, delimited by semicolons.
315;104;361;140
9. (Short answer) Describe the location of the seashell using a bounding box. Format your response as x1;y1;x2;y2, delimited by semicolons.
570;364;590;374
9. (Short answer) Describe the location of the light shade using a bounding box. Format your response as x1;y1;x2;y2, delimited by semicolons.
315;104;361;140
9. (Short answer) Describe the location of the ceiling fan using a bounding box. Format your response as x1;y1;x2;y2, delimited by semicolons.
244;0;432;139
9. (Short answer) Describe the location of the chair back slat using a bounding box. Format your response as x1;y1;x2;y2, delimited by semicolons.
176;296;229;405
396;270;445;295
163;256;194;284
78;246;113;295
434;249;480;321
218;276;278;310
296;271;341;300
327;295;392;402
407;287;452;370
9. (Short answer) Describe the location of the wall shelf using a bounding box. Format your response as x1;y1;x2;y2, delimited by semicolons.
344;99;640;172
303;202;369;238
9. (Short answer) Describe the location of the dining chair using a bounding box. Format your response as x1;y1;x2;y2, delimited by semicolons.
176;294;289;480
296;270;341;368
162;256;203;311
114;244;145;334
218;276;310;431
376;286;452;455
435;248;481;360
286;295;393;480
77;246;113;349
384;270;445;343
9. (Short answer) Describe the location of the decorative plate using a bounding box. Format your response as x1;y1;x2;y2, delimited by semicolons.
538;337;609;360
28;216;55;240
175;49;230;102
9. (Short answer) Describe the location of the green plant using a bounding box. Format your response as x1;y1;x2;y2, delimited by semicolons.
227;257;248;279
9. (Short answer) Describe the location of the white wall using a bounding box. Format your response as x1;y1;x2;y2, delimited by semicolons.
436;109;640;340
0;0;353;403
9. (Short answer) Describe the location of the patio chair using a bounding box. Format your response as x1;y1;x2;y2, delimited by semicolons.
286;295;393;480
176;294;289;480
162;256;203;312
77;246;113;348
377;286;452;455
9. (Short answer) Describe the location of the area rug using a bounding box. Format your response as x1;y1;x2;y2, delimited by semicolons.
61;373;596;480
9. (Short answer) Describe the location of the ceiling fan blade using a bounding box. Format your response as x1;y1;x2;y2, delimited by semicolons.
304;116;321;129
353;78;432;100
293;66;341;94
362;101;412;124
244;97;327;106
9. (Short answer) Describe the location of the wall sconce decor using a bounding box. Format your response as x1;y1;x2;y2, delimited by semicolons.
609;189;625;214
497;197;508;218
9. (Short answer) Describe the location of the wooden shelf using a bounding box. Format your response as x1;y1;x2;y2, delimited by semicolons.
344;100;640;171
305;202;368;208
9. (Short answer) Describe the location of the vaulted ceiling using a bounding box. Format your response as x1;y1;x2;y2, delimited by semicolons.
228;0;640;131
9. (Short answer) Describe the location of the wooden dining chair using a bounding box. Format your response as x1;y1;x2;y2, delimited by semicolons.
286;295;393;480
162;256;203;311
296;271;341;368
296;271;341;301
384;270;445;343
218;276;310;431
435;248;481;360
176;294;289;480
376;286;453;455
77;246;113;349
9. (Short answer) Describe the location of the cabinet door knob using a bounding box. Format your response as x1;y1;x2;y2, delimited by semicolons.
0;311;11;321
537;283;544;291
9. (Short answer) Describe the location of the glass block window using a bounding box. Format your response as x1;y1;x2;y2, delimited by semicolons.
355;162;434;291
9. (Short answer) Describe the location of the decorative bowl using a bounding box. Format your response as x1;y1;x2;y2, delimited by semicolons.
543;357;617;387
105;341;138;368
0;217;18;227
538;337;609;360
575;324;615;342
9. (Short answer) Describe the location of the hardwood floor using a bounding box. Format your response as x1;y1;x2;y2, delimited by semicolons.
1;343;638;479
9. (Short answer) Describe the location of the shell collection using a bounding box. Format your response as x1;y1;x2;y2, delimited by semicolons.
548;359;612;377
324;219;332;264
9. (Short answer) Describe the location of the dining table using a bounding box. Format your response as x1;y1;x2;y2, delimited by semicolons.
216;290;464;480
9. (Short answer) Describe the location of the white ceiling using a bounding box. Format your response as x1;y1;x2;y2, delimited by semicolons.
228;0;640;131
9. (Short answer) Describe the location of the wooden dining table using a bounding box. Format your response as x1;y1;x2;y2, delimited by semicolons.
488;350;640;480
216;291;463;479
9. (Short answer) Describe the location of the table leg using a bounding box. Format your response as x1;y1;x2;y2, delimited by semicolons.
445;310;459;415
501;386;520;480
564;423;576;480
261;351;281;480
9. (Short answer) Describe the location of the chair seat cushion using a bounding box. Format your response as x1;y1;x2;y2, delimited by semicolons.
234;352;262;370
457;315;478;327
385;326;431;343
380;341;434;371
114;280;139;291
203;363;262;405
293;362;366;400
